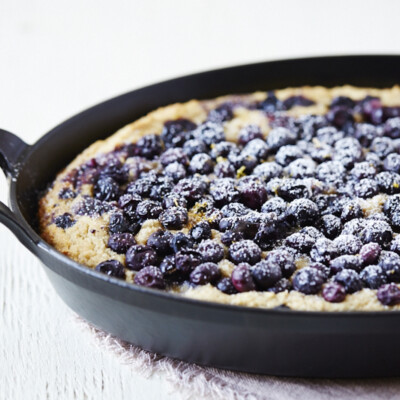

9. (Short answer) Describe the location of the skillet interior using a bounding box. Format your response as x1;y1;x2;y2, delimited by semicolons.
8;55;400;377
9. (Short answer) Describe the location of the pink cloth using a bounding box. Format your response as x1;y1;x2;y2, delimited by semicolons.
77;317;400;400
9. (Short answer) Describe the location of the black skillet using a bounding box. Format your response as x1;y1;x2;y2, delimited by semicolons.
1;55;400;378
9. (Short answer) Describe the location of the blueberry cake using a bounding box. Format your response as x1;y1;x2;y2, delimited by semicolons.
39;86;400;311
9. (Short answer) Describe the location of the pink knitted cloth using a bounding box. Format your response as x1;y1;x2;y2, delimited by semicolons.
77;318;400;400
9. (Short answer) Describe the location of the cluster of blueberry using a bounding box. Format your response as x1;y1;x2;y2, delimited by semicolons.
58;92;400;306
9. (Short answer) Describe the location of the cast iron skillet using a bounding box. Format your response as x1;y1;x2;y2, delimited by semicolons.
1;55;400;378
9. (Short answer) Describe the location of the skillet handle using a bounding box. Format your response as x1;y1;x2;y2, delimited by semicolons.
0;129;38;253
0;128;29;178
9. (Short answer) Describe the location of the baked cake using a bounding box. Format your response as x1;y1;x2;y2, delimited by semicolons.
39;86;400;311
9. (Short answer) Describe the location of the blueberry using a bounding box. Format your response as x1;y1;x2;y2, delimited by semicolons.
275;145;304;166
383;194;400;228
354;123;380;147
193;121;225;146
164;162;187;182
266;127;296;150
125;244;158;271
376;172;400;194
350;162;377;180
207;103;234;123
190;262;221;285
238;124;264;146
216;278;238;294
162;119;196;148
292;267;325;294
183;139;208;158
379;251;400;282
159;255;179;279
160;148;189;166
330;255;363;273
220;230;244;246
315;126;345;146
94;176;120;202
175;249;203;274
377;283;400;305
170;232;194;253
134;266;165;289
162;194;188;210
333;137;362;168
251;260;282;290
231;263;256;292
95;260;125;279
148;175;175;201
214;161;236;178
54;213;75;229
360;220;393;246
340;200;363;223
210;141;239;159
360;265;387;289
330;96;356;109
147;230;173;255
197;239;225;263
384;117;400;139
210;178;240;206
189;153;214;174
354;178;379;198
316;161;346;186
227;152;257;173
108;212;130;234
58;187;76;199
238;177;268;210
285;227;322;253
267;278;292;293
370;137;394;159
126;174;156;197
383;153;400;174
322;282;346;303
318;214;342;239
159;206;188;230
261;197;287;219
358;96;383;124
221;202;250;218
309;262;331;280
334;269;363;293
327;106;354;128
360;242;381;265
241;139;269;161
229;240;261;265
283;95;314;109
274;179;311;202
173;177;207;205
390;236;400;254
135;134;163;159
286;158;316;178
310;238;338;264
136;200;163;220
189;221;212;242
333;234;362;256
252;162;283;182
286;198;319;226
73;196;112;217
266;249;296;278
342;218;365;237
107;233;136;254
118;193;141;218
295;115;328;141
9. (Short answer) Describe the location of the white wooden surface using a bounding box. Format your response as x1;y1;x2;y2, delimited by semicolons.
2;1;400;399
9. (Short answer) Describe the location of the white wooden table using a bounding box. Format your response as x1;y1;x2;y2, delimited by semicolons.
2;1;400;398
